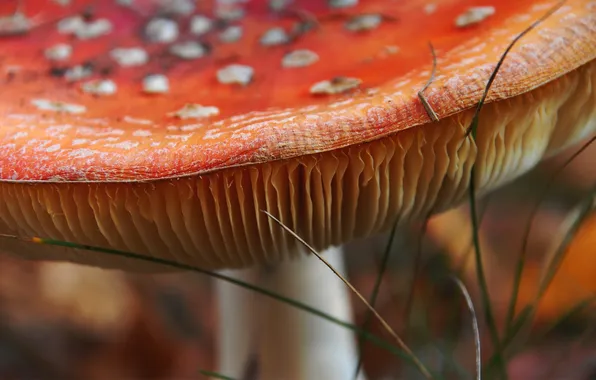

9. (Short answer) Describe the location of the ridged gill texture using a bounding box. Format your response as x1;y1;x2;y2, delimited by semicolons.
1;61;595;270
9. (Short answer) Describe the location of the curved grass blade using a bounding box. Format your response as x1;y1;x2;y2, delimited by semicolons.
467;170;505;376
533;296;596;345
486;136;596;370
523;194;595;338
465;2;567;378
402;41;441;337
403;215;429;330
418;42;439;123
485;297;596;375
483;191;596;375
511;299;596;378
453;195;492;278
263;211;437;380
465;0;567;138
350;41;441;378
497;134;596;358
0;233;415;364
451;275;482;380
505;135;596;333
352;216;400;380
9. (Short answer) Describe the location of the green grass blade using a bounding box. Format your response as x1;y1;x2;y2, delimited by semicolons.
484;192;596;374
505;135;596;333
432;341;475;380
403;215;431;329
481;306;531;375
352;217;400;380
485;291;596;375
0;234;415;364
464;3;568;378
533;296;596;344
451;276;481;380
264;211;437;379
528;195;595;328
468;168;506;378
465;0;566;138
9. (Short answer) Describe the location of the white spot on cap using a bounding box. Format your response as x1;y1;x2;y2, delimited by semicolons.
57;16;83;34
455;6;496;27
203;130;223;140
374;45;400;59
383;45;399;55
72;138;89;145
31;99;86;114
77;19;112;39
269;0;292;11
53;0;72;5
219;25;243;43
310;77;362;95
180;124;202;131
64;65;93;82
12;131;28;139
76;126;123;136
143;74;170;94
260;27;290;46
282;49;319;68
424;3;437;14
123;116;152;125
530;3;555;12
217;64;254;85
69;148;95;158
0;12;32;35
110;47;149;67
160;0;195;15
145;18;179;43
169;104;220;119
46;144;61;153
105;141;139;150
81;79;117;96
4;66;21;75
133;129;152;137
58;16;113;39
190;15;213;36
345;14;382;32
165;133;193;141
44;43;72;61
169;41;208;59
329;0;358;8
215;6;245;21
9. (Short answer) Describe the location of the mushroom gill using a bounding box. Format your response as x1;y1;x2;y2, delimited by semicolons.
1;60;594;270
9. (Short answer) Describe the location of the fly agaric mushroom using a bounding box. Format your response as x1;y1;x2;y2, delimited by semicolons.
0;0;595;379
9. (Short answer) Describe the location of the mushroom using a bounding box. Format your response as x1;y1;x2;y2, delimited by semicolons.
0;0;595;379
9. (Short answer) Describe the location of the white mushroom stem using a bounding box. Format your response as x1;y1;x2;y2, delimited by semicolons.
215;246;367;380
215;268;259;377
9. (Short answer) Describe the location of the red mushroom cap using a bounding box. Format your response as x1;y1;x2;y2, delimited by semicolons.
1;0;593;182
0;0;595;270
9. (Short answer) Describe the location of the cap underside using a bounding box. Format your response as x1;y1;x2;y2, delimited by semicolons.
1;61;594;270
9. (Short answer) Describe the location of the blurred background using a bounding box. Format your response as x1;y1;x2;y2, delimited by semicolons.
1;0;595;378
0;136;595;380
